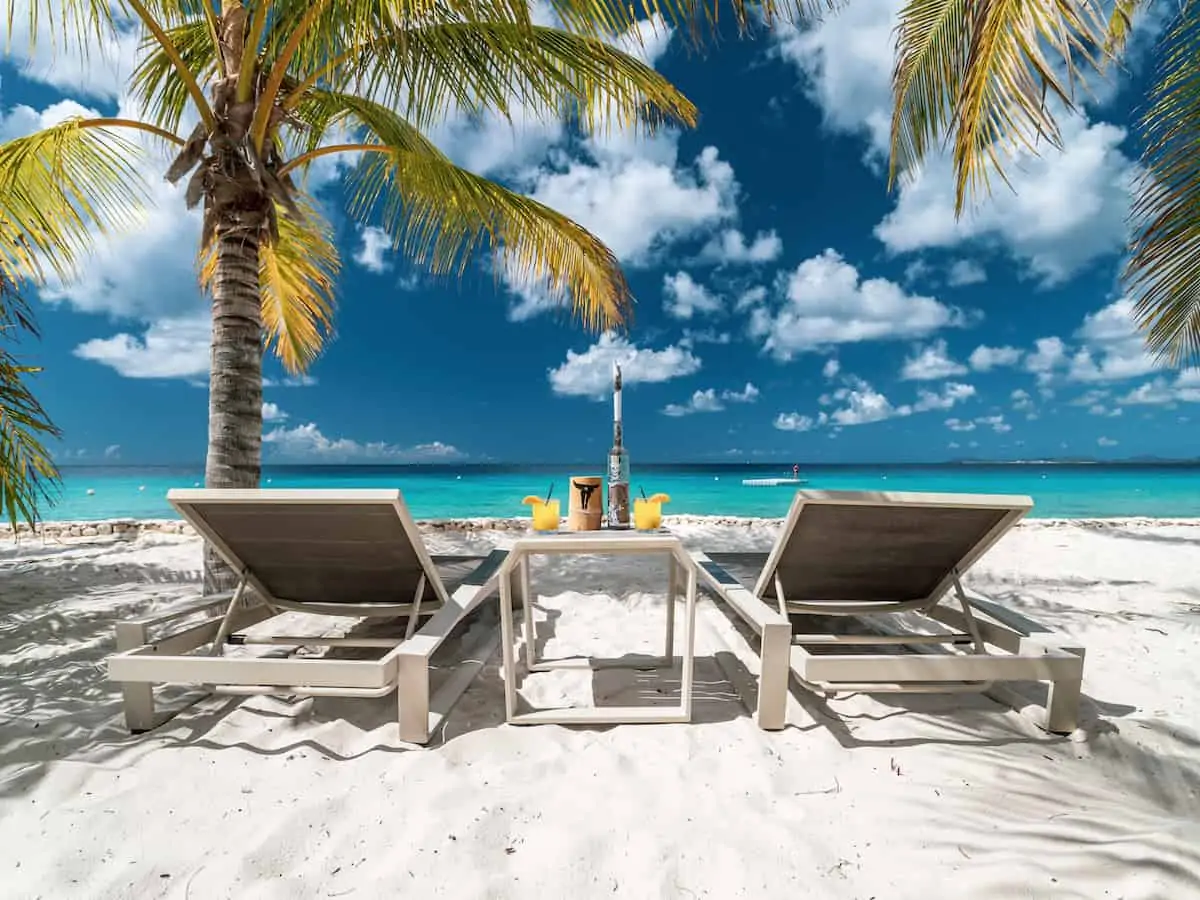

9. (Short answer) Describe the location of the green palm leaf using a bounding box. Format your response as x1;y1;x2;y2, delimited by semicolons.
0;277;60;527
1125;10;1200;367
890;0;1108;212
199;194;339;373
0;118;148;285
329;20;698;134
284;92;632;329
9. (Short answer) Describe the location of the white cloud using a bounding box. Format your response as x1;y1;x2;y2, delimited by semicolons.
1067;297;1159;383
773;412;817;432
548;332;701;399
975;415;1012;434
662;389;725;416
504;144;740;320
663;271;722;319
946;259;987;287
945;418;976;432
103;444;121;460
3;11;140;101
699;229;783;265
354;226;392;274
263;375;318;388
901;339;968;381
735;286;767;311
828;381;908;426
749;249;970;361
912;382;976;411
680;328;731;346
771;0;1136;285
822;358;840;379
262;402;288;423
1117;376;1200;406
722;382;759;403
875;119;1135;285
72;314;211;379
1011;389;1034;411
1097;436;1119;447
970;344;1023;371
265;424;465;462
1024;337;1068;383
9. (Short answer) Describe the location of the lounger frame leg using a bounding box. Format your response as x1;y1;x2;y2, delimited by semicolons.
115;620;156;732
1045;673;1082;734
665;556;677;660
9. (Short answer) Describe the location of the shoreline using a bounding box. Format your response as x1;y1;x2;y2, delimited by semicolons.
5;513;1200;542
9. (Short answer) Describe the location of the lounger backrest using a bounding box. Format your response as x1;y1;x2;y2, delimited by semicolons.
168;488;447;607
756;490;1031;605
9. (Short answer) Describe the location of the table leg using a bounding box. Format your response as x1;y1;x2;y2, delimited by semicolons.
665;554;677;660
681;561;698;720
520;554;537;670
500;564;518;721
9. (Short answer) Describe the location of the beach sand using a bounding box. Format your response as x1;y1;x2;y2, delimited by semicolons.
1;519;1198;899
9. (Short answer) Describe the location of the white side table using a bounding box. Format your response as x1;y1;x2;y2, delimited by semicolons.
497;531;699;726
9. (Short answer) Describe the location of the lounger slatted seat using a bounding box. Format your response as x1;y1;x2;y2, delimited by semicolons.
106;488;508;743
694;490;1085;734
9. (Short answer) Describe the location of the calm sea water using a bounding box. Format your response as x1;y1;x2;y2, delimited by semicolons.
41;463;1200;521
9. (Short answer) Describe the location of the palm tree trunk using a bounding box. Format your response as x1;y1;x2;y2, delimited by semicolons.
203;222;263;594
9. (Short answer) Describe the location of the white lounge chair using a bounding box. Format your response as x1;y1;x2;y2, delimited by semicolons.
106;488;508;744
694;490;1085;734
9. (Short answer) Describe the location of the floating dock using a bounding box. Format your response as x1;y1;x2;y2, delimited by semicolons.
741;477;807;487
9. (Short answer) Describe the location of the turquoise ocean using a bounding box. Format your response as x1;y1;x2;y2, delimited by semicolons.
44;463;1200;521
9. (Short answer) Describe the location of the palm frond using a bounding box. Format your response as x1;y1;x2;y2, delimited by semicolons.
331;20;697;135
0;276;60;528
3;0;116;60
128;18;220;135
0;118;148;285
1102;0;1147;59
199;195;339;373
305;97;631;330
889;0;968;188
1125;9;1200;367
890;0;1108;213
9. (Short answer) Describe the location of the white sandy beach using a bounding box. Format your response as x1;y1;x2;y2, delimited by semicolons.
1;518;1198;899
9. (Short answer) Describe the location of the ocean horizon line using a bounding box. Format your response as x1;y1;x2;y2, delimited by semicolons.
54;458;1200;471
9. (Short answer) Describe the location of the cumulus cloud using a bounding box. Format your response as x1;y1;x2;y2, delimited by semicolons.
900;339;968;381
261;402;288;423
970;344;1023;372
771;0;1137;284
265;424;464;461
547;332;701;399
663;381;759;415
773;412;816;432
748;249;970;361
662;271;722;319
946;259;987;287
505;144;740;320
354;226;392;274
698;229;783;265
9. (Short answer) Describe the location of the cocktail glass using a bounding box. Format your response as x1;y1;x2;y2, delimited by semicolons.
634;498;662;532
531;499;561;533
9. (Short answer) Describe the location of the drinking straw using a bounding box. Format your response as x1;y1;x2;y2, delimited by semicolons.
639;486;647;499
545;483;554;503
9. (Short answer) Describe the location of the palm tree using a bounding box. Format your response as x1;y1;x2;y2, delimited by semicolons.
0;272;60;528
887;0;1200;367
0;0;699;589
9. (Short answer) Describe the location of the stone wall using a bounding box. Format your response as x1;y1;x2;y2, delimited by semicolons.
0;519;194;542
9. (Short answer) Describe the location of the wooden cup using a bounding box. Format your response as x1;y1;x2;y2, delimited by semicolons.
567;475;603;531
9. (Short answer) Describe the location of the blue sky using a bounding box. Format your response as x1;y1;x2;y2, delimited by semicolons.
4;3;1198;465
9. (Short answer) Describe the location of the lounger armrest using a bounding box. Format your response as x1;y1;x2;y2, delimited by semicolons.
390;549;509;663
117;591;234;636
963;592;1086;658
690;550;789;637
690;550;791;730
